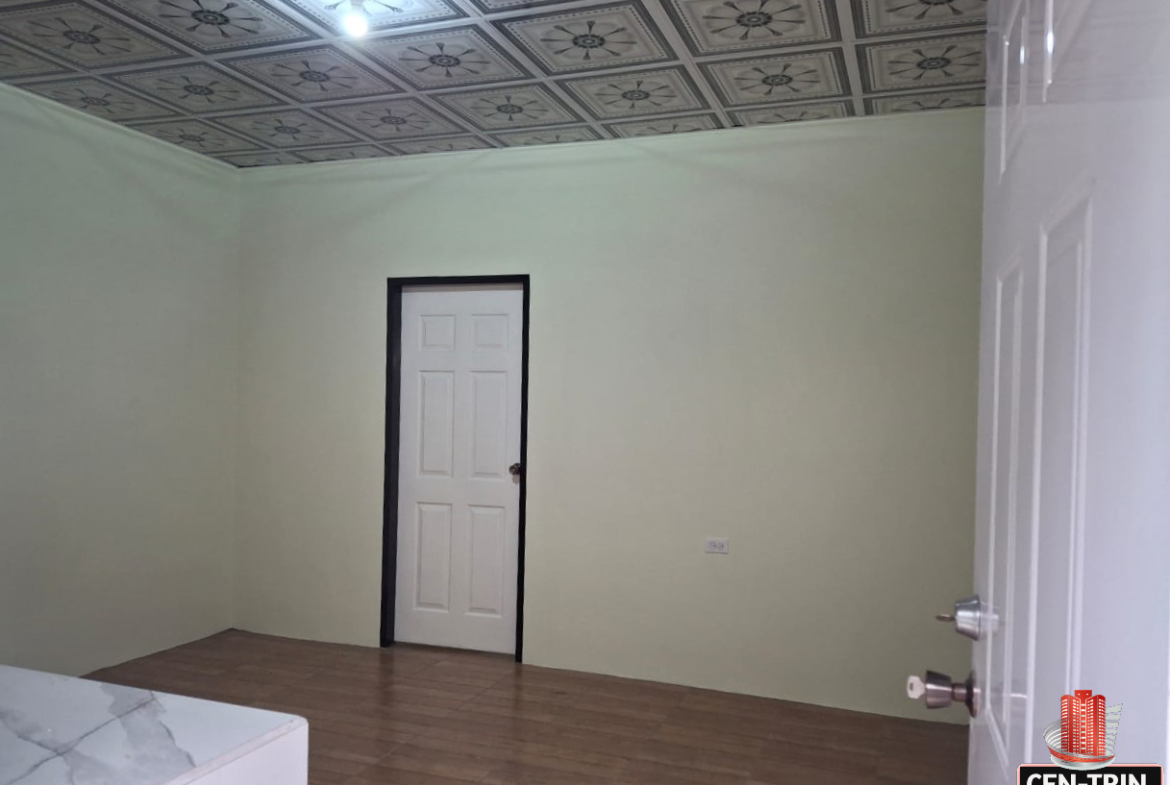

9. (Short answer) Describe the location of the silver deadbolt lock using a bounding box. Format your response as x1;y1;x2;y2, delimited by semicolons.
907;670;978;717
936;595;982;640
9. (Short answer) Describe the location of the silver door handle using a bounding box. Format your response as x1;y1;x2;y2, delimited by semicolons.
936;595;982;640
508;463;522;477
907;670;978;717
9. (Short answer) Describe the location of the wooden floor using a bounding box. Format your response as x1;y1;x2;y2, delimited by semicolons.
88;630;966;785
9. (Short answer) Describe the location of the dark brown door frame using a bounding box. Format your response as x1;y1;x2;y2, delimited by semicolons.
381;275;531;662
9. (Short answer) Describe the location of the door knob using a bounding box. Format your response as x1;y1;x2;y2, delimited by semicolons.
508;463;522;477
935;595;982;640
907;670;978;717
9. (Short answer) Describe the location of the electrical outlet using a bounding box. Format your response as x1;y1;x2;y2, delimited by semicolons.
705;538;730;555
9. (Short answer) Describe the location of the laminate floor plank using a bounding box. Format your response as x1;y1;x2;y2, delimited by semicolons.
83;630;968;785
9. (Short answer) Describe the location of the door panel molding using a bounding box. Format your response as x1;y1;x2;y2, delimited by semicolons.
987;260;1024;771
1037;191;1093;701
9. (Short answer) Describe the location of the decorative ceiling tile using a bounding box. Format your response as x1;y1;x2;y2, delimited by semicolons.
495;2;673;75
293;143;392;160
23;76;175;119
436;84;579;130
358;25;530;90
98;0;315;52
850;0;986;38
491;125;599;146
603;111;722;137
865;87;984;113
389;135;493;154
663;0;839;56
113;63;281;111
284;0;463;33
217;150;304;165
0;37;71;78
0;4;179;67
0;0;991;166
215;108;359;146
730;99;851;125
701;49;846;106
558;66;706;120
317;96;462;138
132;118;260;151
225;46;402;102
462;0;562;13
858;34;984;93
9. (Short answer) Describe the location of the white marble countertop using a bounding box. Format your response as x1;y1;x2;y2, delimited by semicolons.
0;665;306;785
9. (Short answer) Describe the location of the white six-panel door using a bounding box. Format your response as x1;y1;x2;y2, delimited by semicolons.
395;285;523;654
971;1;1170;782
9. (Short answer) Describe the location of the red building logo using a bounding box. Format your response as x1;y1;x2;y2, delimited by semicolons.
1045;690;1122;770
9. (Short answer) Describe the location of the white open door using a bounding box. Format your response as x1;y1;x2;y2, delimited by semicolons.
910;0;1170;779
395;284;523;654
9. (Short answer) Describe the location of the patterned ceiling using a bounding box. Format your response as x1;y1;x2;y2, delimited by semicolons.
0;0;988;166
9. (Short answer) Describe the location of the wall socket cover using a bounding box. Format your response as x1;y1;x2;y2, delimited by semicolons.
705;538;730;554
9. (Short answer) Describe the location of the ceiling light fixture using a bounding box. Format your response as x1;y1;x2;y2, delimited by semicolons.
340;0;369;38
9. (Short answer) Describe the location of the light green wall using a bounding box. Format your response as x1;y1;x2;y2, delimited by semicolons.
0;84;982;719
0;85;241;675
233;109;983;721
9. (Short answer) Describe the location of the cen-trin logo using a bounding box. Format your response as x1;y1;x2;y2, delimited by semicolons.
1045;689;1122;769
1018;765;1163;785
1018;689;1162;785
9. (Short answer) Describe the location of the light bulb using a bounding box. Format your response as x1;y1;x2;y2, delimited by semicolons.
340;0;368;37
